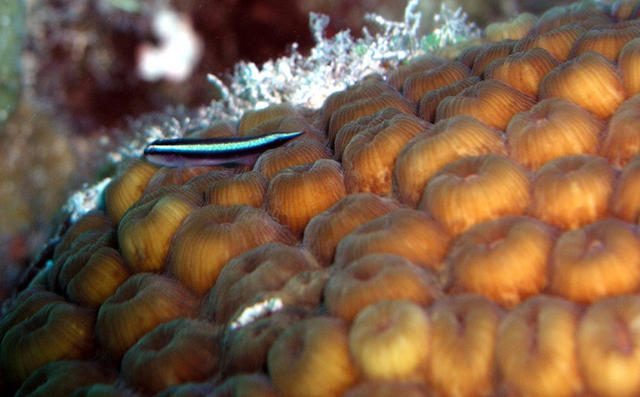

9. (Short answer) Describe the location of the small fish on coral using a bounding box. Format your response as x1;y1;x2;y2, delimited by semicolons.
143;131;304;167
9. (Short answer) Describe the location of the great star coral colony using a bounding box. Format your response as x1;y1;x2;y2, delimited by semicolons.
5;0;640;396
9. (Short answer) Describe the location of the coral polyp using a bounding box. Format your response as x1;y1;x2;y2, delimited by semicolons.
7;0;640;396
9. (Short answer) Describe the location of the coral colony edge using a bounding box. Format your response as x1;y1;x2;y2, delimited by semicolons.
6;0;640;396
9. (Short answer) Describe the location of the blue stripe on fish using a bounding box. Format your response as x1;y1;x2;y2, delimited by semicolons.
143;131;304;167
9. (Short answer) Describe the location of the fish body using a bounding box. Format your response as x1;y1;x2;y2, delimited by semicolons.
143;131;304;167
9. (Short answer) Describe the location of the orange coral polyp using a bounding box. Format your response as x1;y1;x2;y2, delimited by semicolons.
484;47;560;97
266;159;347;237
324;253;439;323
342;113;429;195
65;246;130;308
0;290;62;343
402;61;469;103
335;107;404;161
611;154;640;222
447;216;554;307
578;295;640;397
320;79;392;130
514;22;586;62
600;95;640;168
485;12;537;42
539;50;626;119
506;97;604;170
420;154;531;236
425;295;503;397
220;308;308;376
619;37;640;96
334;208;452;271
386;55;446;91
435;79;536;130
104;160;159;224
303;193;400;266
613;0;640;20
0;301;95;384
267;316;357;397
327;92;415;144
15;360;115;397
95;273;199;359
532;5;607;35
202;242;317;324
569;22;640;61
497;296;583;397
237;103;300;135
417;76;480;122
167;204;295;296
254;138;331;180
394;115;506;207
530;155;615;229
549;218;640;304
349;300;430;381
245;114;323;142
117;188;201;273
205;170;267;208
143;165;227;192
470;40;515;76
121;318;219;393
52;210;111;260
342;381;430;397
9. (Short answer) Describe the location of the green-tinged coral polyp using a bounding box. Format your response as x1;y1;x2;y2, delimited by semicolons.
7;0;640;396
